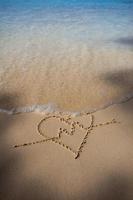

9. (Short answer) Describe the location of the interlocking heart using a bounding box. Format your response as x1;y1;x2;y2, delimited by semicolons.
13;114;118;159
37;115;94;159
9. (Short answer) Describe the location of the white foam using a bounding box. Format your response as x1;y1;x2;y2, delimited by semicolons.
0;103;59;115
0;92;133;116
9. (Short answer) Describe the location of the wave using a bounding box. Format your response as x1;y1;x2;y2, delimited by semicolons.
0;92;133;116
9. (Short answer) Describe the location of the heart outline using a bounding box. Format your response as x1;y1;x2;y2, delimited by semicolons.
37;115;94;159
13;114;119;159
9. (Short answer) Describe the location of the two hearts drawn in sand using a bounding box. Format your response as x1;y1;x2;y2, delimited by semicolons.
13;114;119;159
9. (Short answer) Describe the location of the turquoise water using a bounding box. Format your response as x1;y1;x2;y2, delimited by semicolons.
0;0;133;113
0;0;133;45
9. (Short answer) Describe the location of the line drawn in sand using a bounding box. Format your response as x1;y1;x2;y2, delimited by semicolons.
13;114;120;159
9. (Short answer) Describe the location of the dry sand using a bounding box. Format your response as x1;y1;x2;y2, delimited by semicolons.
0;99;133;200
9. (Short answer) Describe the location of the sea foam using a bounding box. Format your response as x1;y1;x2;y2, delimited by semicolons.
0;92;133;116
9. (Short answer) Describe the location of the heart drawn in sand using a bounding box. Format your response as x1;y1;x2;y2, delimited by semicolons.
13;114;119;159
37;115;94;159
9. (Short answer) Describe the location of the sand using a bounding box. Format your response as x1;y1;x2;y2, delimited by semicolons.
0;99;133;200
0;48;133;111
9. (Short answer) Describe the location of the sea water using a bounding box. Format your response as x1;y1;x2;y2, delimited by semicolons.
0;0;133;114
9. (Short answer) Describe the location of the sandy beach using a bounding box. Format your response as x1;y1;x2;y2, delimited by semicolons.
0;99;133;200
0;1;133;199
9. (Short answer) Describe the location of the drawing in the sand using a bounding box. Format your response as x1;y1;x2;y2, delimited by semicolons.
13;114;120;159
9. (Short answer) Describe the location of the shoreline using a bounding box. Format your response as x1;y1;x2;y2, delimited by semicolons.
0;48;133;112
0;93;133;116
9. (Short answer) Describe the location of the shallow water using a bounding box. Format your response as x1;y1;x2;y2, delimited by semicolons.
0;0;133;114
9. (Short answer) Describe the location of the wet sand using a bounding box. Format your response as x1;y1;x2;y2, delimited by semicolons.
0;48;133;112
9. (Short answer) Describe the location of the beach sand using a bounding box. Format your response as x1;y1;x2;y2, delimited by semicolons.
0;99;133;200
0;48;133;112
0;1;133;199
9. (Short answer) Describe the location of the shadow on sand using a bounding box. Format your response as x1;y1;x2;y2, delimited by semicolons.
0;93;54;200
114;37;133;48
102;69;133;112
79;172;133;200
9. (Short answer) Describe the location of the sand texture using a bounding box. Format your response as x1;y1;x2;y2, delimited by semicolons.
0;48;133;111
0;99;133;200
